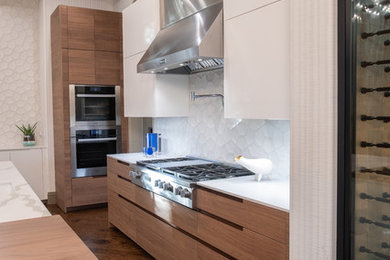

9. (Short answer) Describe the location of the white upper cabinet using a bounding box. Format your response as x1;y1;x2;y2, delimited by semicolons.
124;52;189;117
123;0;190;117
123;0;160;58
224;0;290;119
223;0;280;20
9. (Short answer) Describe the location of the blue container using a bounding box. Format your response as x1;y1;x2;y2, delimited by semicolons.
146;133;158;155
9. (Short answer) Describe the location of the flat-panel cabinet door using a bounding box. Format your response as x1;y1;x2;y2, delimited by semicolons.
10;149;44;199
68;49;95;84
124;53;189;117
224;0;289;119
224;0;280;20
124;52;156;117
95;51;121;85
94;10;122;52
123;0;160;58
67;7;95;50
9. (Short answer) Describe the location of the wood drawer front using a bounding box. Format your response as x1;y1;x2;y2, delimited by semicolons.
134;184;197;235
135;204;198;260
197;214;288;260
197;242;229;260
114;174;135;202
197;188;289;243
108;191;136;240
71;176;107;207
107;157;130;179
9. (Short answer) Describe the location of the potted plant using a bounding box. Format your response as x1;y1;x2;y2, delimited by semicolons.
16;122;38;146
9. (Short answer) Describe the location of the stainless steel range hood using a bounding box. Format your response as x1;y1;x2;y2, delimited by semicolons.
137;0;223;74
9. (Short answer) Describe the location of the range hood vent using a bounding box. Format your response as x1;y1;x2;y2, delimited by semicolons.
137;1;223;75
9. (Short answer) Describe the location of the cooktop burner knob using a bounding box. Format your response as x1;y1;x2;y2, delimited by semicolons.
175;186;183;195
154;180;160;187
163;183;173;192
181;189;191;199
159;181;165;189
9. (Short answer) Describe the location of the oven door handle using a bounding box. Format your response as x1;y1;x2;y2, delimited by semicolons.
76;94;116;98
77;137;117;143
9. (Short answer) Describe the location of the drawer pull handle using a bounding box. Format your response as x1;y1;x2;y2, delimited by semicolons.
117;160;130;166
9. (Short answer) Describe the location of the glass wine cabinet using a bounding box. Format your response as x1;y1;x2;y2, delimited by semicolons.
339;0;390;259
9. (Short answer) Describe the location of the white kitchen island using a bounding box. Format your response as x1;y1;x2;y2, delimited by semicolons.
0;161;50;223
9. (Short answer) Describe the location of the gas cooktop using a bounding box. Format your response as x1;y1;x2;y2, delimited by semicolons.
130;157;254;208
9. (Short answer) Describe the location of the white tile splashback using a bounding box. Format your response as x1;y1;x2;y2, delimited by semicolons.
153;70;290;179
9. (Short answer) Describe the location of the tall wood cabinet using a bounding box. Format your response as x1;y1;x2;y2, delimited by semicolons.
50;5;127;212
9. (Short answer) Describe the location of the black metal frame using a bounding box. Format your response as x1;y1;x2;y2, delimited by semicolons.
337;0;355;259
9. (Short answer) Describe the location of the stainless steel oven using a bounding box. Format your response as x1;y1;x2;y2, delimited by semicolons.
69;85;121;178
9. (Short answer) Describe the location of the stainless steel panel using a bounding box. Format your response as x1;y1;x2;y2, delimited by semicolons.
76;94;116;98
137;1;223;74
69;84;122;177
77;137;117;143
160;0;222;28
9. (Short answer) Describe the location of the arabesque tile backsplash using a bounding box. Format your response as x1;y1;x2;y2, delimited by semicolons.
153;70;290;179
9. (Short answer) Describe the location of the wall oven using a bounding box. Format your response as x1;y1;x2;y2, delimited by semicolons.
69;85;121;178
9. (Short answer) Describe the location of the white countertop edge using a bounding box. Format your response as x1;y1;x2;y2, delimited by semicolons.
0;145;48;151
196;181;289;212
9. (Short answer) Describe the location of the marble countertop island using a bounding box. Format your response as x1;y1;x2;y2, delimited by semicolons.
0;161;50;223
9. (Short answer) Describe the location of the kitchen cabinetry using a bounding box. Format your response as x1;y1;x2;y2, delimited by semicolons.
224;0;290;119
124;52;189;117
51;5;127;212
107;158;228;260
122;0;159;58
107;157;289;259
122;0;189;117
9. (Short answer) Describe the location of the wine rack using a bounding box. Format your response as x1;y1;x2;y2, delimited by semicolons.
354;1;390;259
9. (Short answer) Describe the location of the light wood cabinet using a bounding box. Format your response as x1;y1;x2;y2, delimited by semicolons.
94;10;122;52
67;7;95;50
196;188;289;259
224;0;290;119
95;51;121;85
71;176;108;207
68;49;95;84
122;0;160;58
51;5;126;212
107;157;287;259
124;52;189;117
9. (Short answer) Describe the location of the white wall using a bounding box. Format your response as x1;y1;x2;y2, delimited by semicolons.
0;0;41;148
289;0;338;259
153;70;290;180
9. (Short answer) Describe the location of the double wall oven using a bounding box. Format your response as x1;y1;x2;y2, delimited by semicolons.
70;85;121;178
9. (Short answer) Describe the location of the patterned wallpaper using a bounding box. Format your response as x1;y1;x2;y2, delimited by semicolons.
153;70;290;179
0;0;41;148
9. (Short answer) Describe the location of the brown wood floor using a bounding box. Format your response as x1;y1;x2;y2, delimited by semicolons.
46;204;154;260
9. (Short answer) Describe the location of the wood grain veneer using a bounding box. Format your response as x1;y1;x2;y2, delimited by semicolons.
69;49;96;84
197;213;288;260
68;6;95;50
95;51;121;85
94;10;122;52
108;190;136;240
197;188;289;244
71;177;108;207
0;216;96;259
51;6;127;211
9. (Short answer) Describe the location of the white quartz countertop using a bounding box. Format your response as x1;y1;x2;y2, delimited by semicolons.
107;152;183;165
0;161;51;223
108;153;290;212
197;176;289;212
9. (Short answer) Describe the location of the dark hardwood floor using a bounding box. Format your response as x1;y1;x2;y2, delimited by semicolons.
46;204;153;260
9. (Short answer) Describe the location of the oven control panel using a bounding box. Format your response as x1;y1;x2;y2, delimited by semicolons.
129;165;194;208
